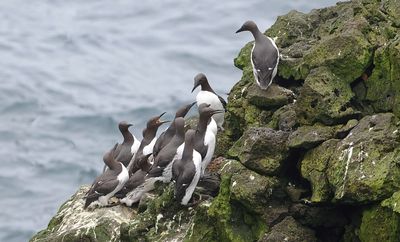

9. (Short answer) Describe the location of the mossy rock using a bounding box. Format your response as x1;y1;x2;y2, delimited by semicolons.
219;159;281;214
30;185;135;242
260;216;317;242
295;67;359;125
228;127;290;175
247;83;294;109
288;124;337;149
301;139;339;202
206;168;267;242
267;104;298;131
382;191;400;214
359;205;400;242
327;113;400;203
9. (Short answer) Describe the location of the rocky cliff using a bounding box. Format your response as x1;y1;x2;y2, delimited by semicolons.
31;0;400;241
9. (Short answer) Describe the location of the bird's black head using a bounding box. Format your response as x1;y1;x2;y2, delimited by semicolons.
175;101;196;118
146;112;169;129
191;73;209;93
236;20;258;34
118;121;133;132
174;117;185;133
198;103;224;119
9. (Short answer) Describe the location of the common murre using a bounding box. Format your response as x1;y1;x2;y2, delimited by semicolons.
84;144;129;209
191;73;226;131
172;129;202;205
236;20;279;90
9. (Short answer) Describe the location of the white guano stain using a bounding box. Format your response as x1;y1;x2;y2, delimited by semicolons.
340;142;354;198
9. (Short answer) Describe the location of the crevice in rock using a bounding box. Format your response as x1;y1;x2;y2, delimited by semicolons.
349;55;376;117
289;203;363;242
280;148;312;200
275;75;305;96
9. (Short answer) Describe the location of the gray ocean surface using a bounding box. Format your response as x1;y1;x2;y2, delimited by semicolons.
0;1;338;241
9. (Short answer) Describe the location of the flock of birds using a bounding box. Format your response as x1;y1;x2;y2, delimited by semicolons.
83;20;280;208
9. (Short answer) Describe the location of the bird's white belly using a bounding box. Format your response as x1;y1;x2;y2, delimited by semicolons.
201;130;216;176
143;137;157;155
196;91;224;128
207;118;218;136
99;164;129;206
131;136;141;154
267;36;279;83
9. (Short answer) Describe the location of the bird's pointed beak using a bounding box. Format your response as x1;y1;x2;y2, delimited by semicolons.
128;123;133;127
235;26;245;33
160;120;170;125
190;101;197;107
191;80;200;93
159;112;166;118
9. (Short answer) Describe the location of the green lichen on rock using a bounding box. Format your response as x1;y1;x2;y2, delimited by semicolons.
219;159;281;213
288;123;337;149
295;66;359;125
207;166;267;242
327;113;400;203
364;38;400;115
359;205;400;242
382;191;400;214
301;139;339;202
228;127;290;175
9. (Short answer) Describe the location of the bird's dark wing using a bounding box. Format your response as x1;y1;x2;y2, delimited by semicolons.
84;175;119;208
147;166;164;178
217;95;227;111
174;164;196;203
171;158;182;182
115;145;133;167
252;41;279;86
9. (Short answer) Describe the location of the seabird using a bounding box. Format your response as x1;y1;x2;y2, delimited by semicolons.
103;121;140;172
236;20;279;90
153;102;196;157
193;104;223;176
172;129;202;205
84;144;129;209
191;73;226;131
127;112;169;175
147;117;186;181
117;153;152;200
120;117;186;206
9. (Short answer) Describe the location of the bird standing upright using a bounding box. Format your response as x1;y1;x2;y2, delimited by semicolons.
193;104;223;176
127;112;169;175
84;144;129;209
172;129;202;205
236;20;279;90
191;73;226;131
103;121;140;172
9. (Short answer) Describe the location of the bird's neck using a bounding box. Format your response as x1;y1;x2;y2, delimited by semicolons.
122;130;134;144
106;159;121;171
182;144;194;161
143;128;157;143
201;82;215;93
197;116;209;135
251;27;264;41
